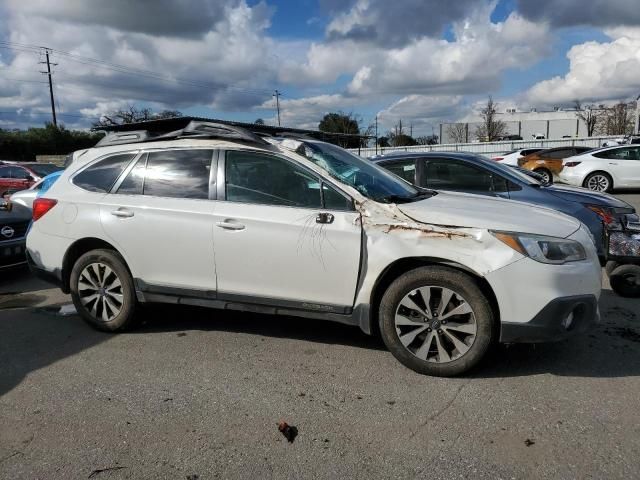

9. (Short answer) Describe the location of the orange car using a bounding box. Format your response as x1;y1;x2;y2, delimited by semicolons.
518;146;593;184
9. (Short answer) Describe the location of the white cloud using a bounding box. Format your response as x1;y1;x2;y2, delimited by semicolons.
377;95;464;135
526;27;640;105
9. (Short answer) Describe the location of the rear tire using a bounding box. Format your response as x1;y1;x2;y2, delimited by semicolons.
609;264;640;298
534;168;552;184
583;172;612;192
70;249;137;332
379;266;495;377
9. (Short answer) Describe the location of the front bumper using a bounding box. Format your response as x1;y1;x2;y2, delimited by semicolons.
500;294;599;343
0;237;27;269
558;170;583;186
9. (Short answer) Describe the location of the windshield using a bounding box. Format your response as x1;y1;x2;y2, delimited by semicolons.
300;141;423;202
470;154;543;186
28;163;63;177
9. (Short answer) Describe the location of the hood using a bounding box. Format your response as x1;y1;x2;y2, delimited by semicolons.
543;184;635;211
395;191;581;238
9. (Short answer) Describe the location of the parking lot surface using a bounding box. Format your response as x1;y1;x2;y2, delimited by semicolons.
1;192;639;479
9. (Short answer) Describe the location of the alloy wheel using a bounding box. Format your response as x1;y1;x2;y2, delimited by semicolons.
394;286;477;363
78;262;124;322
586;174;610;192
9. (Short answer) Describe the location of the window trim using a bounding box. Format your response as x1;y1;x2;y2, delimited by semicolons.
218;148;355;211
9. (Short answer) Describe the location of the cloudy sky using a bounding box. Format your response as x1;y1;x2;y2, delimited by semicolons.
0;0;639;135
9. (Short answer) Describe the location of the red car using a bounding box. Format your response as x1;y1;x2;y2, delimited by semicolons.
0;162;62;197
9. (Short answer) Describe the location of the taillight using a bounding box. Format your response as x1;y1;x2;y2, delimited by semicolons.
32;198;58;221
492;157;504;161
565;161;581;167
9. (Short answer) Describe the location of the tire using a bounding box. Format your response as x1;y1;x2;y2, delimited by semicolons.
379;266;495;377
583;172;613;192
70;249;138;332
605;261;620;278
534;168;552;184
609;264;640;298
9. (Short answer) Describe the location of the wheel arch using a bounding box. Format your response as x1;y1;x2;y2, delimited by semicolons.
366;256;500;337
61;237;130;293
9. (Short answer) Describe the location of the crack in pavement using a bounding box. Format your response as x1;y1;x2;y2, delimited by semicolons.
409;381;468;440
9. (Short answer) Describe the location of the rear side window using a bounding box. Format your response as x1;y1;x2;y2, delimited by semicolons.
74;153;136;192
142;149;213;199
425;160;492;192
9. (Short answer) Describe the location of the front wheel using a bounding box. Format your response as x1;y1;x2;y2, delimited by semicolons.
534;168;552;184
379;266;495;377
609;264;640;298
70;249;138;332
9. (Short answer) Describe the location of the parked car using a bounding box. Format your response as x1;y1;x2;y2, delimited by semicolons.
517;146;594;184
0;199;31;269
0;163;63;197
27;121;601;377
10;170;64;209
372;151;636;264
559;145;640;193
491;148;545;166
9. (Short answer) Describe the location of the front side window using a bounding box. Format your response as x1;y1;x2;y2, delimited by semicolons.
381;160;417;183
0;167;11;179
142;149;213;199
74;153;136;193
10;167;31;180
425;160;492;192
594;147;640;160
226;151;322;208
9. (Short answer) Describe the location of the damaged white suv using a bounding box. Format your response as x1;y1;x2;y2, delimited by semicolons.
26;121;602;376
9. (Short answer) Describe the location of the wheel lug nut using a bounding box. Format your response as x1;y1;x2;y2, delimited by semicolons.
441;320;446;325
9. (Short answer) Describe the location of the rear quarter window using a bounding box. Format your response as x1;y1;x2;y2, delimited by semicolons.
73;153;136;193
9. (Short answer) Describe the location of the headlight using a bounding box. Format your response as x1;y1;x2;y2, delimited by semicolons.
490;231;586;264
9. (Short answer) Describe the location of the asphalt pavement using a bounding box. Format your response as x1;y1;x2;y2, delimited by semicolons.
0;192;639;479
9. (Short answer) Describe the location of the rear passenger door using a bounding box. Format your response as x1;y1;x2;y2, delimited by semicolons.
212;149;361;312
99;148;218;292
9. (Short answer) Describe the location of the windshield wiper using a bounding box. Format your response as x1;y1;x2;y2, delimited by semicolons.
379;190;435;204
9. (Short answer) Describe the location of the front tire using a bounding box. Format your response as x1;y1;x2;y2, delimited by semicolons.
609;264;640;298
70;249;137;332
379;266;495;377
534;168;552;184
583;172;612;192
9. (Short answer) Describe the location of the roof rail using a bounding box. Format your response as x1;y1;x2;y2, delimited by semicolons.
94;121;270;148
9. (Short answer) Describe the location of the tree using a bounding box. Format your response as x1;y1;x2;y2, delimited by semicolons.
416;135;438;145
475;96;508;142
574;100;601;137
446;123;467;143
377;136;390;147
92;105;182;128
318;112;363;148
254;118;265;125
596;101;635;136
386;120;418;147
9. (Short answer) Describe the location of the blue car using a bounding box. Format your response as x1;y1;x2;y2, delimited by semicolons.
372;152;638;264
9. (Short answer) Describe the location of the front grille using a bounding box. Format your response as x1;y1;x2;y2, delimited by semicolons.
0;220;30;240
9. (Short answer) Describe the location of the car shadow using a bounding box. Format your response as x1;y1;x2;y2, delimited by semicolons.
134;303;387;351
0;305;111;397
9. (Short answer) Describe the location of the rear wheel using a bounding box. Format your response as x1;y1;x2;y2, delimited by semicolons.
70;249;137;331
379;266;495;377
583;172;612;192
534;168;552;184
609;264;640;298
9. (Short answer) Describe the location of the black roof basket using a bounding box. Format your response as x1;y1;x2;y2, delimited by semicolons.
94;120;270;148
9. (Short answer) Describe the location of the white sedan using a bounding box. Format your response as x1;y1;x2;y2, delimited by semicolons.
559;145;640;192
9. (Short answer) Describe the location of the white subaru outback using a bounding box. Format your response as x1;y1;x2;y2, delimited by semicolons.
26;121;602;376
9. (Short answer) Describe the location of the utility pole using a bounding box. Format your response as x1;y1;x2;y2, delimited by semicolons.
273;90;282;126
410;123;413;138
635;94;640;135
375;115;378;155
39;49;58;127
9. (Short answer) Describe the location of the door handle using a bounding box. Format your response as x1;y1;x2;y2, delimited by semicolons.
111;208;134;218
216;220;245;230
316;213;334;224
609;162;618;165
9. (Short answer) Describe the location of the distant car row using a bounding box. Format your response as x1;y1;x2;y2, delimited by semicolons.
491;145;640;192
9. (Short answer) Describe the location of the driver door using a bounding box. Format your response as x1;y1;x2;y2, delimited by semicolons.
212;149;362;312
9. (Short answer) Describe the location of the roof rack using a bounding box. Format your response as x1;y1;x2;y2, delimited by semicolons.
94;120;270;148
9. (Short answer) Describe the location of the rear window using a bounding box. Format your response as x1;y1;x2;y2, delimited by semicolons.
73;153;136;193
28;164;63;177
